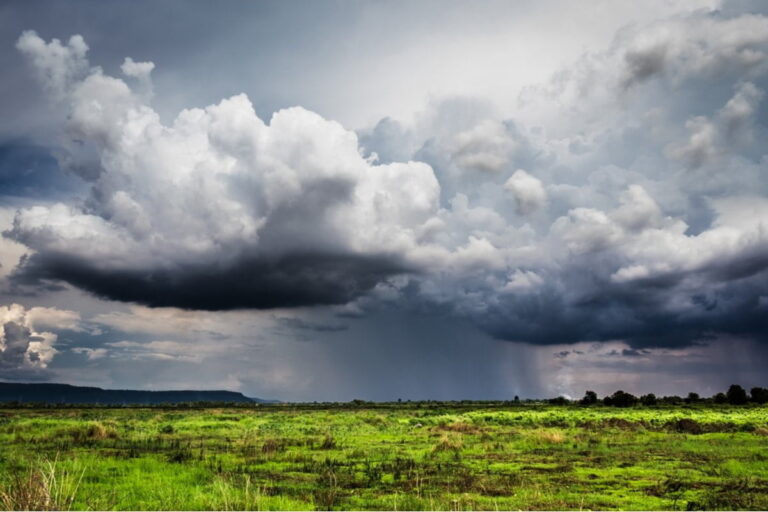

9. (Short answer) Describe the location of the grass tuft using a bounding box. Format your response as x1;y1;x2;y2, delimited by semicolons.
320;433;337;450
533;429;566;443
0;456;85;511
433;432;463;452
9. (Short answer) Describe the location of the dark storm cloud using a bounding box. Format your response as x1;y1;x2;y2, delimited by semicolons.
11;251;409;311
468;263;768;348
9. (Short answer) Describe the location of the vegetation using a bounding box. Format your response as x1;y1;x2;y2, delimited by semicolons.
0;399;766;510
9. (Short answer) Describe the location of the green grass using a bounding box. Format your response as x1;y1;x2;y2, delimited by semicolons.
0;404;766;510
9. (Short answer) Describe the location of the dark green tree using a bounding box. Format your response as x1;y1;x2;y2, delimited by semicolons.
726;384;748;405
640;393;657;406
750;387;768;404
580;390;598;405
604;390;638;407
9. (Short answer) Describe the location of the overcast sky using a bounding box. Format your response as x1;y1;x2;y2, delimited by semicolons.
1;0;767;401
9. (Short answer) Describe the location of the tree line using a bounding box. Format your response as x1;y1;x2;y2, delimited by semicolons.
563;385;768;407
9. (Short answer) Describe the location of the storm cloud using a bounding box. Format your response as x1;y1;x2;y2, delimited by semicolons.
8;30;439;309
6;7;768;355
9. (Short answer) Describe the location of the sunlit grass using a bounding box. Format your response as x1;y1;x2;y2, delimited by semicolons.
0;404;766;510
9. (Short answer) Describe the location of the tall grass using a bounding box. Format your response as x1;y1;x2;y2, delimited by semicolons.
0;455;85;511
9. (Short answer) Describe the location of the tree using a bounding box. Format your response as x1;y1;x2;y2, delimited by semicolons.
726;384;748;405
712;392;727;404
685;392;700;403
580;390;598;405
750;387;768;404
604;390;638;407
640;393;657;406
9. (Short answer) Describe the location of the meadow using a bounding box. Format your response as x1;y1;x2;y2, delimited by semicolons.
0;403;766;510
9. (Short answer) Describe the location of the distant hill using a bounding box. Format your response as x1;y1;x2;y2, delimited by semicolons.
0;382;273;405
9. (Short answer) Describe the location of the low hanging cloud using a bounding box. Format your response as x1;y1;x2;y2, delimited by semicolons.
7;10;768;350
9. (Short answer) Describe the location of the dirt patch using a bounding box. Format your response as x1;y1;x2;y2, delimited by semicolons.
666;418;703;434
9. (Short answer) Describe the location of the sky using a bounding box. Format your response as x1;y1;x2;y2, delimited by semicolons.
1;0;768;401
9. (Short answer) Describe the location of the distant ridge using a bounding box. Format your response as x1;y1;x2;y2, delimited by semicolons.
0;382;274;405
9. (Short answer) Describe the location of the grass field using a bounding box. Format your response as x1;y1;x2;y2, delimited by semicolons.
0;403;767;510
